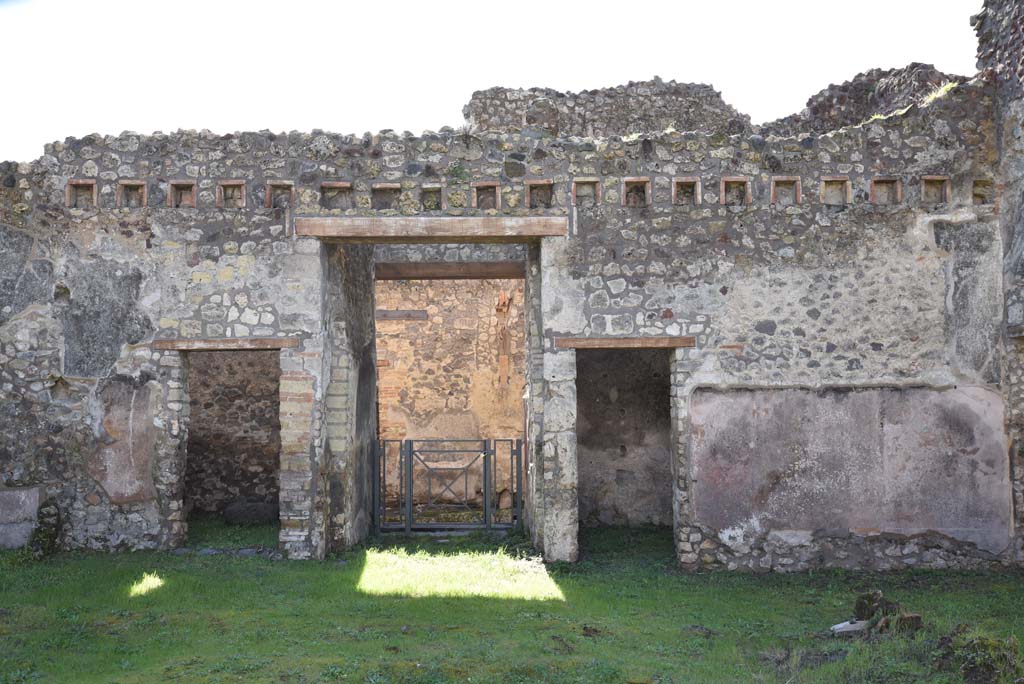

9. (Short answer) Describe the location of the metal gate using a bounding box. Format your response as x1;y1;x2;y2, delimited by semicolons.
374;438;523;532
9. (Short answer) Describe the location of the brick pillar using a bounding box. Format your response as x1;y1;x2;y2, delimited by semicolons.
324;321;357;548
277;340;325;559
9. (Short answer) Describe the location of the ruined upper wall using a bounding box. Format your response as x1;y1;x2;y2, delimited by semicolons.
463;78;751;138
761;63;967;138
974;0;1024;102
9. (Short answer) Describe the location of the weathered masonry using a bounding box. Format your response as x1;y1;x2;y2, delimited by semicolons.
2;0;1024;570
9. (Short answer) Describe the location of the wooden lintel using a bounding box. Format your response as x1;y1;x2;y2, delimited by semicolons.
152;337;301;351
554;336;696;349
295;216;567;242
375;309;429;321
375;261;525;280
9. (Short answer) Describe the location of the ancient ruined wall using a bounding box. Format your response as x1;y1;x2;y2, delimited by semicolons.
465;79;750;137
974;0;1024;102
762;64;966;138
0;132;328;556
576;349;672;527
375;278;525;441
976;0;1024;558
0;57;1010;568
537;78;1005;565
184;351;281;513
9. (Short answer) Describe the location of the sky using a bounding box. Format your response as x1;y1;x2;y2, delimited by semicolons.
0;0;982;163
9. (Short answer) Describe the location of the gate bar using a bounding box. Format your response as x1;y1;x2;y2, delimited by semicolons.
404;440;414;534
514;439;523;529
483;440;492;530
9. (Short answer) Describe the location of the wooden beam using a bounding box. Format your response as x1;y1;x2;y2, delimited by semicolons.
375;261;525;280
295;216;567;242
152;337;301;351
554;336;696;349
375;309;429;321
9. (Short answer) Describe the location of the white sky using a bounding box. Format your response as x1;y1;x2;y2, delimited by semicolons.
0;0;981;163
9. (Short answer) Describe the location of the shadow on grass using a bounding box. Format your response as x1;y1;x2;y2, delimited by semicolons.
185;513;279;549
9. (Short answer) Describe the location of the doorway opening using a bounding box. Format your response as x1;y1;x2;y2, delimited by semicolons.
373;276;526;529
575;348;673;553
183;350;281;548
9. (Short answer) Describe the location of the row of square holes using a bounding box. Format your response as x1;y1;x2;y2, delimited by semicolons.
613;176;995;207
64;176;997;210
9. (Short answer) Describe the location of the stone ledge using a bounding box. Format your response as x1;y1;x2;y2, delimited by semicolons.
295;216;567;242
553;336;696;349
152;337;300;351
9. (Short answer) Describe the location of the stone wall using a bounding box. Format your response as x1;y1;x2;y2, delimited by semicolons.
375;278;525;441
0;131;329;556
464;79;750;137
974;0;1024;102
184;350;281;513
762;64;966;138
688;387;1011;570
576;349;672;527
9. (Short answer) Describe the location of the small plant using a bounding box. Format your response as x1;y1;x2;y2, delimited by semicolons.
923;81;957;106
319;664;346;681
935;624;1024;684
446;163;470;184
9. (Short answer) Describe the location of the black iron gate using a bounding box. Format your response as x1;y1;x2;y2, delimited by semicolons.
374;438;523;532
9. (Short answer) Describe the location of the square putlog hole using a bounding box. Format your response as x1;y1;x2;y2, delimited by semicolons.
574;181;599;207
170;182;196;208
528;183;553;209
372;186;400;210
474;184;498;210
772;180;799;206
119;183;145;208
267;184;293;209
921;177;949;204
973;179;994;205
674;180;698;206
722;180;748;206
67;181;96;209
321;183;353;210
421;187;443;210
624;180;648;207
822;179;849;205
872;179;900;205
219;183;245;209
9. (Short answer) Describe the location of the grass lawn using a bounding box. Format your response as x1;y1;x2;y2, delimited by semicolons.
2;527;1024;683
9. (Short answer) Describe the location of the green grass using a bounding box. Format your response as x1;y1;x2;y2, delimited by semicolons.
2;527;1024;683
185;515;279;549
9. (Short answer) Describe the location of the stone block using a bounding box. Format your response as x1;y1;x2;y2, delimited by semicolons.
0;486;42;549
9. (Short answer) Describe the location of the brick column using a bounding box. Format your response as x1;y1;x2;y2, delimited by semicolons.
324;321;358;548
277;339;325;559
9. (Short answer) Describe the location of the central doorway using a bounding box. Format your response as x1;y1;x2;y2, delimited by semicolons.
371;268;527;531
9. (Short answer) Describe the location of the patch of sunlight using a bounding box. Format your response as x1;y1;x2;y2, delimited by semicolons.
357;548;564;600
128;572;164;597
